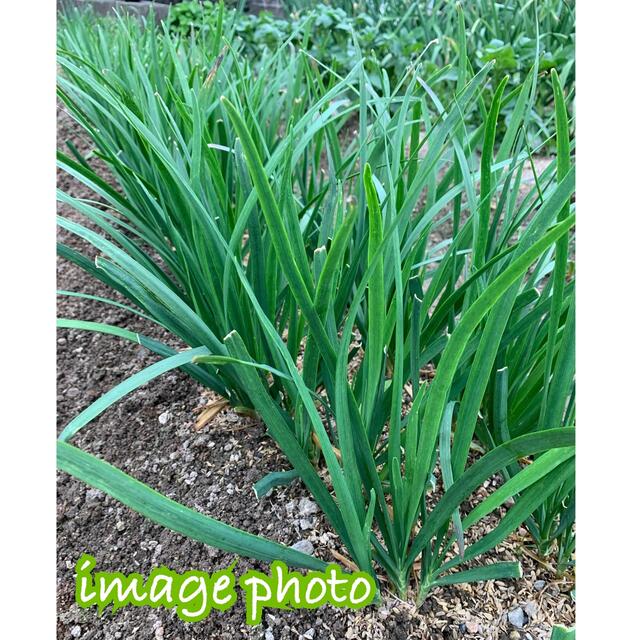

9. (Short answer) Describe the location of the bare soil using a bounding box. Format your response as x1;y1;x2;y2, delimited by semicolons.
56;105;575;640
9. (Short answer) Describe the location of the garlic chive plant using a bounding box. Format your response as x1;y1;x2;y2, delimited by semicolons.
57;7;575;599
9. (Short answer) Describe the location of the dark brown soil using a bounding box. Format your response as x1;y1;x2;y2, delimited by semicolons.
56;105;575;640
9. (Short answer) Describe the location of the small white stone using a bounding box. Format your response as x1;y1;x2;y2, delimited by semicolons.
508;607;526;629
290;539;314;555
524;601;537;620
299;518;314;531
158;411;171;425
298;497;319;517
86;488;103;504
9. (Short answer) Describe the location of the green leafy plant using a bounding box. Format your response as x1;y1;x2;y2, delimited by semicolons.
551;625;576;640
57;6;353;426
169;0;575;125
471;69;575;573
57;5;575;602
